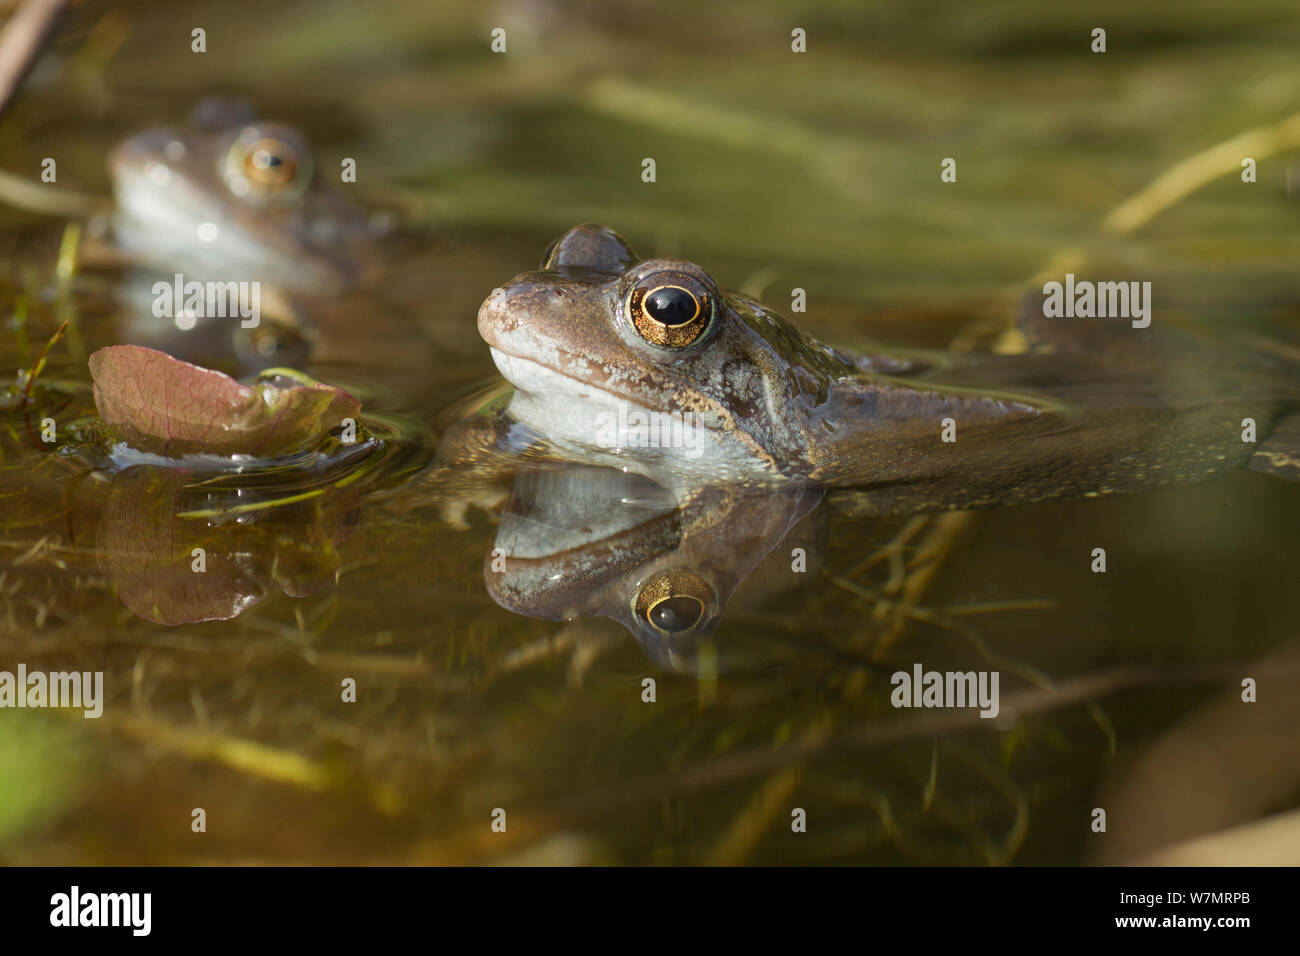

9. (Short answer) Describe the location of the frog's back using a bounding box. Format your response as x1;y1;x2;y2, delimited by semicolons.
807;302;1300;510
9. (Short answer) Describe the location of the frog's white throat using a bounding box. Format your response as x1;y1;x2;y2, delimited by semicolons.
487;348;769;483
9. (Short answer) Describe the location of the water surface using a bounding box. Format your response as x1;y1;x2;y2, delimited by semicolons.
1;0;1299;864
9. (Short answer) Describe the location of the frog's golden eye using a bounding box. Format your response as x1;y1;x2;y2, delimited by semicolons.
225;131;312;200
243;138;300;187
627;277;713;349
634;570;714;634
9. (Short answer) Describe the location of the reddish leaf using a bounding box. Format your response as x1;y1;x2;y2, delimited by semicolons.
88;345;360;457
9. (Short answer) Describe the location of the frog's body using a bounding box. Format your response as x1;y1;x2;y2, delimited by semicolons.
477;224;1300;515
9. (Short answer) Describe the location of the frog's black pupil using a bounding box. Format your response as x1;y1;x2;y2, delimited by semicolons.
645;287;698;326
649;595;704;632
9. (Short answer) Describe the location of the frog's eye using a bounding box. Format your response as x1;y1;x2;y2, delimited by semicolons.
626;274;714;349
634;570;714;635
225;132;312;200
244;139;300;186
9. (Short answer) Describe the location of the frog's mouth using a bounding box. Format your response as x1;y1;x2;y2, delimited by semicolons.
487;346;789;481
111;150;358;293
113;178;332;289
488;347;726;465
488;347;624;406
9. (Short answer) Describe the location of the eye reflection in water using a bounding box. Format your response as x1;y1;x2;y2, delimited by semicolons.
483;463;824;672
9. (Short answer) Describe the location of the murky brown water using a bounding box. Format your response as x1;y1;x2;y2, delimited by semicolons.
1;0;1299;865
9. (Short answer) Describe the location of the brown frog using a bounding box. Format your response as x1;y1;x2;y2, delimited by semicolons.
477;224;1300;514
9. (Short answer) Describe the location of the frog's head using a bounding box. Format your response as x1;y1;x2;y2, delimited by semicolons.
109;98;378;292
478;224;858;483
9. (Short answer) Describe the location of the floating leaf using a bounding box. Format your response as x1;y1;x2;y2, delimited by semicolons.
88;345;360;457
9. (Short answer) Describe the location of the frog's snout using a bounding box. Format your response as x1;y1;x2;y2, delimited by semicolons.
476;284;514;344
476;275;568;345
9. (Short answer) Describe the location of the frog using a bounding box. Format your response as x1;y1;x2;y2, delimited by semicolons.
107;96;381;294
95;98;443;393
477;224;1300;515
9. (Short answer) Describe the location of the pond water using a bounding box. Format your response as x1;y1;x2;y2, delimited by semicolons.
1;0;1298;864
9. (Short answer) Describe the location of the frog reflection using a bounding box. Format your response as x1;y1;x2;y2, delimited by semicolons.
483;463;822;671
